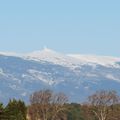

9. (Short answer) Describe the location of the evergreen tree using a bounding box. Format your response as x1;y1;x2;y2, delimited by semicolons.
65;103;84;120
0;102;4;119
5;99;27;120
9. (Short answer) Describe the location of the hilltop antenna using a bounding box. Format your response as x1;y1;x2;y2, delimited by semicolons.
43;45;47;50
43;46;53;52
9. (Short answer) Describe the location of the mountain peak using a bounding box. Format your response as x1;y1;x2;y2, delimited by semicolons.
42;47;57;53
25;48;64;63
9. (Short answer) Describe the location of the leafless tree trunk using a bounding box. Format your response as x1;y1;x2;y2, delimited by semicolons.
87;90;120;120
28;89;68;120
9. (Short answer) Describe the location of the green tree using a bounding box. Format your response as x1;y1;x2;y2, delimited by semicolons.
5;99;27;120
65;103;84;120
0;102;5;119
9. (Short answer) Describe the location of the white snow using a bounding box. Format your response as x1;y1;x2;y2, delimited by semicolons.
0;48;120;69
21;92;27;97
24;48;120;68
86;73;98;77
68;54;120;68
106;74;120;82
84;86;89;90
0;52;20;57
28;69;56;85
0;68;5;75
24;48;83;69
9;84;17;90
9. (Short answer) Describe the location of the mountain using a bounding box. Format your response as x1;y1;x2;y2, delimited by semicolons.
0;48;120;103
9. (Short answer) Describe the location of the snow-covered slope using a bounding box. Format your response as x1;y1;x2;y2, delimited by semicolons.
25;48;120;68
24;48;83;69
0;48;120;103
68;54;120;68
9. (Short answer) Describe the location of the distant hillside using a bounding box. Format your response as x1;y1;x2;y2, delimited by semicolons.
0;48;120;103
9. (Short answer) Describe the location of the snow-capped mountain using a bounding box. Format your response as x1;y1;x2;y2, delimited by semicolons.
0;48;120;103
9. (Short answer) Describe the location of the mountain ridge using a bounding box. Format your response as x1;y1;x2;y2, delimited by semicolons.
0;48;120;103
1;48;120;68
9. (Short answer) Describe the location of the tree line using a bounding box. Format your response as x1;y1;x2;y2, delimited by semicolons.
0;89;120;120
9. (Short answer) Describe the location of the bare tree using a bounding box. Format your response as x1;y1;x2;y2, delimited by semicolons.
87;90;120;120
28;89;68;120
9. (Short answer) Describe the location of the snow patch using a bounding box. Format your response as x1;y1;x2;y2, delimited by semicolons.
9;84;17;90
86;73;98;77
21;92;27;97
28;69;56;85
0;68;5;75
106;74;120;82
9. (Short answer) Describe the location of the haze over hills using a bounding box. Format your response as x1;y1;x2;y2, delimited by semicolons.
0;48;120;103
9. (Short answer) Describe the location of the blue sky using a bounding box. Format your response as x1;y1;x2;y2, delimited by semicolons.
0;0;120;56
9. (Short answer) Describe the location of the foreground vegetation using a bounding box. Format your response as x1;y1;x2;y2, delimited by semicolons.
0;90;120;120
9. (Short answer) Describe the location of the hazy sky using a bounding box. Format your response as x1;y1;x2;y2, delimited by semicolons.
0;0;120;56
